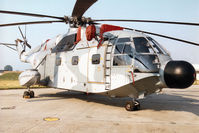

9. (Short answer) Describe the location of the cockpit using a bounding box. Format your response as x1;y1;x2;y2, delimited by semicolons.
113;36;169;73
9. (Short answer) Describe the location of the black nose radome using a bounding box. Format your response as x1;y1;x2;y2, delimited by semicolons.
164;61;196;88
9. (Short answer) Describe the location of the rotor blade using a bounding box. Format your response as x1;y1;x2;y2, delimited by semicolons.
25;25;27;40
0;43;16;46
0;43;17;51
124;27;199;46
72;0;97;18
18;26;31;49
4;45;17;51
0;20;64;27
0;10;64;20
93;19;199;26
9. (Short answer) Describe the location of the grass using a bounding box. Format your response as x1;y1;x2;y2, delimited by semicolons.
194;80;199;85
0;71;21;80
0;71;45;90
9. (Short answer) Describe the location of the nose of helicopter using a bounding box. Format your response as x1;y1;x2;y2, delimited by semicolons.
163;61;196;88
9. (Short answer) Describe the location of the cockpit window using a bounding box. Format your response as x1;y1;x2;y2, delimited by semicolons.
124;45;133;54
147;37;168;55
133;37;150;53
114;44;124;54
113;38;134;66
117;38;131;43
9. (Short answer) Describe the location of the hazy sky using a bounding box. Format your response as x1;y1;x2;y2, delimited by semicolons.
0;0;199;70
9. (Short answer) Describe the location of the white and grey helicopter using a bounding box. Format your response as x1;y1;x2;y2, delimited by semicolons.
0;0;197;111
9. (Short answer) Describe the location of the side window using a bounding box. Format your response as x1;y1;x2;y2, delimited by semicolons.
113;55;132;66
52;34;77;53
123;45;133;58
72;56;78;65
92;54;100;64
113;37;133;66
56;57;61;66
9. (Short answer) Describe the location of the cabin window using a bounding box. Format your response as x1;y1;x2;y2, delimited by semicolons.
92;54;100;64
72;56;79;65
56;57;61;66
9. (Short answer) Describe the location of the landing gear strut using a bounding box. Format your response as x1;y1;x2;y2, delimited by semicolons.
125;100;140;111
23;87;35;98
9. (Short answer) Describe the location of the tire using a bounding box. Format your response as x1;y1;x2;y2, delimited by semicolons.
125;101;135;111
29;91;34;98
23;91;30;98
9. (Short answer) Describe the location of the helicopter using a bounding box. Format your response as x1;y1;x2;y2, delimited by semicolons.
0;0;198;111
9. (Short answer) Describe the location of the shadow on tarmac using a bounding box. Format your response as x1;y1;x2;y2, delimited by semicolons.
28;90;199;116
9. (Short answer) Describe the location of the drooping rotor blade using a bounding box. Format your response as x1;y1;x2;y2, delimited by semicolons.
0;43;17;51
0;20;64;27
0;10;64;20
93;19;199;26
0;43;16;46
18;26;31;49
124;27;199;46
72;0;97;18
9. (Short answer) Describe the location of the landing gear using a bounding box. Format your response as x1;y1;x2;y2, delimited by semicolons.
23;87;35;98
125;100;140;111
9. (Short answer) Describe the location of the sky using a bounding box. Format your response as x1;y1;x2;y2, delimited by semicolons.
0;0;199;70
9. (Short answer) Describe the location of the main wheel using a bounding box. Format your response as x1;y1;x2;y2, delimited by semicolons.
23;91;30;99
125;101;135;111
29;91;35;98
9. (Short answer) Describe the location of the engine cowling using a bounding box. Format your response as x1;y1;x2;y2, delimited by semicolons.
19;69;40;87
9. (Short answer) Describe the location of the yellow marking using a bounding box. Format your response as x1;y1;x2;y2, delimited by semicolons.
97;66;101;71
43;117;60;122
23;96;30;99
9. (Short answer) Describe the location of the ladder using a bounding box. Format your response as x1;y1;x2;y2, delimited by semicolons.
104;39;114;90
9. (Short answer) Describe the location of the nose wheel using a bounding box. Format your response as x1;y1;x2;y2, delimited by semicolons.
23;87;35;98
125;100;140;111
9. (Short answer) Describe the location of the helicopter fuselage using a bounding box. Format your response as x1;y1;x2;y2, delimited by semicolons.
18;25;195;99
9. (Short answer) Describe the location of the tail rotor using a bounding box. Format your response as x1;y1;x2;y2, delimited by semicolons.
18;26;31;49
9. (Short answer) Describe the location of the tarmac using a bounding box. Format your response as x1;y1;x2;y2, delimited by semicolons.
1;86;199;133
